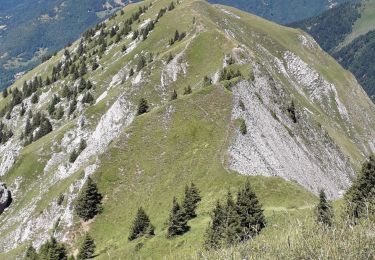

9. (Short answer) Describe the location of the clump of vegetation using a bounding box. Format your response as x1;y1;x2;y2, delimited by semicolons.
287;101;297;123
169;30;186;45
239;118;247;135
183;85;192;95
204;181;265;249
219;68;241;81
203;76;212;87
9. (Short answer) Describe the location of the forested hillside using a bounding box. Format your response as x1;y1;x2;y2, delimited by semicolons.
208;0;351;24
292;0;375;101
0;0;130;90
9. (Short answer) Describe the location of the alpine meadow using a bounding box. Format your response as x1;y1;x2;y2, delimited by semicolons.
0;0;374;259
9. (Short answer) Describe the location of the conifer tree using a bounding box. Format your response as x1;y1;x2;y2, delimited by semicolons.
25;244;38;260
39;237;67;260
69;149;78;163
77;233;96;260
316;190;334;226
128;207;155;241
182;183;201;220
79;139;87;153
68;99;77;116
2;88;8;98
287;101;297;123
82;92;94;105
204;201;225;249
56;106;64;120
167;197;189;237
174;30;180;42
203;76;212;87
61;85;72;99
183;85;192;95
136;55;146;72
167;53;173;63
25;118;32;136
239;119;247;135
137;98;149;115
170;89;177;101
92;61;99;71
223;191;241;245
345;155;375;219
75;177;103;221
31;93;39;104
129;68;134;77
235;181;266;241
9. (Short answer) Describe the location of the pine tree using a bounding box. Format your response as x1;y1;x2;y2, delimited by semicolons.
25;244;38;260
75;177;103;221
56;106;64;120
204;201;225;249
137;98;149;115
235;181;266;241
69;149;78;163
239;119;247;135
82;92;94;105
78;139;87;153
25;118;32;136
316;190;334;226
78;79;86;93
167;53;173;63
170;89;177;101
287;101;297;123
203;76;212;87
174;30;180;42
345;155;375;219
128;207;155;241
77;233;96;260
68;99;77;116
129;68;134;77
61;85;72;99
2;88;8;98
31;93;39;104
182;183;201;220
136;55;146;72
167;197;189;237
223;191;241;245
39;237;67;260
183;85;192;95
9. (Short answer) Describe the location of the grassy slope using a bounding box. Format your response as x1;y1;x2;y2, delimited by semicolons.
344;0;375;44
0;0;374;258
89;86;316;259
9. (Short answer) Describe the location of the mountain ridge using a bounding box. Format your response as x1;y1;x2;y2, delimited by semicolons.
0;0;374;258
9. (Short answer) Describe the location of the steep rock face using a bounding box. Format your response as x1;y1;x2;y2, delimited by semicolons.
0;183;11;214
229;79;354;198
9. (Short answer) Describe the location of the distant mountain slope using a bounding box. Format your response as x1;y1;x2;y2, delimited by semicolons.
292;0;375;100
0;0;374;259
0;0;130;90
208;0;350;24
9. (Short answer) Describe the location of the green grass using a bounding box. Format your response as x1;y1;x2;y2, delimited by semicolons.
0;1;374;259
82;86;316;259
